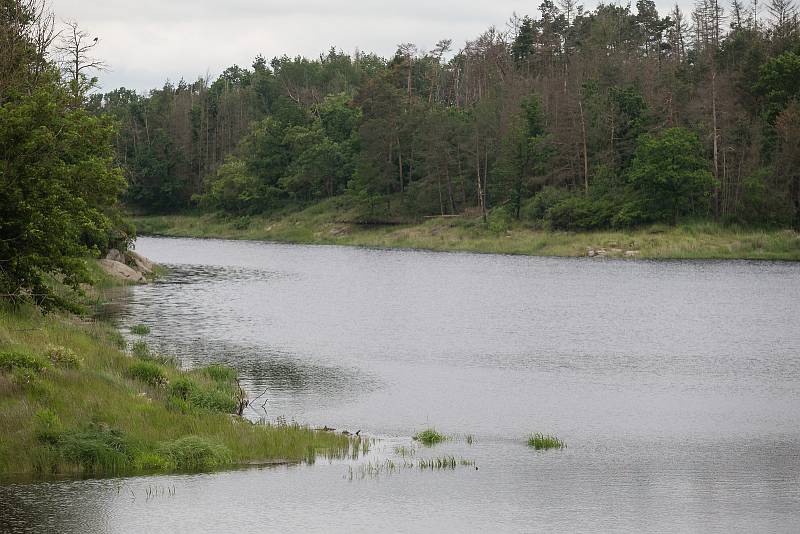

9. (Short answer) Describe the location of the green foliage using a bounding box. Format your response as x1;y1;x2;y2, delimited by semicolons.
56;424;133;472
413;428;446;446
627;128;716;224
0;350;49;373
129;324;151;335
34;409;63;444
527;433;565;450
754;52;800;123
158;436;232;471
46;345;82;369
545;195;617;230
126;361;168;387
0;80;127;309
521;187;572;221
203;363;237;383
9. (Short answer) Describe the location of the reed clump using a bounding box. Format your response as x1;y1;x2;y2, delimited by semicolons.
413;428;446;446
527;433;566;450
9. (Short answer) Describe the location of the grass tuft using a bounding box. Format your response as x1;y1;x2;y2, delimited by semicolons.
413;428;446;446
126;361;168;387
129;324;151;335
527;433;566;450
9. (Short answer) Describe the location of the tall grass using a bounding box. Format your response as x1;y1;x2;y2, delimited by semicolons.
131;203;800;261
0;304;352;478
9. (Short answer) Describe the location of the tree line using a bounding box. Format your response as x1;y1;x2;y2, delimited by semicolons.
89;1;800;230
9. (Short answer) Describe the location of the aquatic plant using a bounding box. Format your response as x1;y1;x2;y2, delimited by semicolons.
527;433;566;450
413;428;446;446
129;324;151;335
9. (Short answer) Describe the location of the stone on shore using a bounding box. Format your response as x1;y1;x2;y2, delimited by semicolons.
98;258;146;283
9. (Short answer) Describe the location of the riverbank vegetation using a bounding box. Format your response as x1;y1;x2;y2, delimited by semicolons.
0;304;352;478
106;0;800;245
131;202;800;260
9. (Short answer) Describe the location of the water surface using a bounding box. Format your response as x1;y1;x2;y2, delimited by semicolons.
3;237;799;532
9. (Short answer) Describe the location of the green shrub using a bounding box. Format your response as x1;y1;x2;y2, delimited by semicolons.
46;345;81;369
127;361;168;387
158;436;232;471
521;186;571;221
0;351;49;373
413;428;446;446
546;195;616;230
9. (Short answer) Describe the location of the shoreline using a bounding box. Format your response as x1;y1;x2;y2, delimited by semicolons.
0;264;355;480
130;209;800;262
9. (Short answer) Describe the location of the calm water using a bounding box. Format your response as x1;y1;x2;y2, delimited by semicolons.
3;237;800;532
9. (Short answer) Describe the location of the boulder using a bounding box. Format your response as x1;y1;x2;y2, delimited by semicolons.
98;259;145;283
624;250;641;257
127;251;154;274
106;248;125;263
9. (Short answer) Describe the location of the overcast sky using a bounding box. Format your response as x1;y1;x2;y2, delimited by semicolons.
52;0;682;92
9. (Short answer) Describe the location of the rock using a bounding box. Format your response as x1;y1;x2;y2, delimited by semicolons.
587;249;596;257
624;250;641;257
127;251;154;274
99;259;145;283
106;248;125;263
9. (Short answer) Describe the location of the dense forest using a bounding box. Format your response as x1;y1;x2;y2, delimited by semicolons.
99;0;800;230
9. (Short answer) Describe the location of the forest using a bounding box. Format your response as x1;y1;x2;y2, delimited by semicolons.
100;0;800;230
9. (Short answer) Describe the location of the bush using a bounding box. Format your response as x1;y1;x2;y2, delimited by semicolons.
127;361;168;387
521;186;571;221
158;436;232;471
0;351;49;373
545;195;616;230
46;345;81;369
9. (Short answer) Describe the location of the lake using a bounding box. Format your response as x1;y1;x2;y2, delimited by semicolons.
2;236;799;532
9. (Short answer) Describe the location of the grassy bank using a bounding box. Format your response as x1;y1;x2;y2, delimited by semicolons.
131;198;800;261
0;301;352;479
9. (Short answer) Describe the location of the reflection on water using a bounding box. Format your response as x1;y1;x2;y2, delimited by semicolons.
3;237;800;533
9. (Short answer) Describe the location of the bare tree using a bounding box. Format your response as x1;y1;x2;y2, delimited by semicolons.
56;20;106;105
